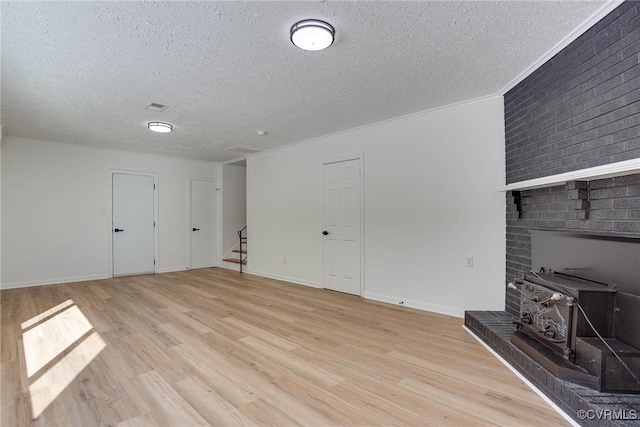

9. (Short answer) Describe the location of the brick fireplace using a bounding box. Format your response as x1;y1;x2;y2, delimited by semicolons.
505;174;639;317
504;0;639;318
466;2;640;426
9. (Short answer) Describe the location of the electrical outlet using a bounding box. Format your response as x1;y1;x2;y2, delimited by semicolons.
283;256;287;264
465;256;474;268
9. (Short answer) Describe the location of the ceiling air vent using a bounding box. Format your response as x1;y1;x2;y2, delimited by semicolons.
227;146;261;154
144;102;169;112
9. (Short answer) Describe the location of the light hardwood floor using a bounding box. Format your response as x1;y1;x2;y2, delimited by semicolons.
1;268;568;426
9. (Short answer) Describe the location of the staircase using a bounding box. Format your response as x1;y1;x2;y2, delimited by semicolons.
222;226;247;272
223;249;247;265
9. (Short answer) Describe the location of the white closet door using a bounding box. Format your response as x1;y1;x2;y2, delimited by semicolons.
113;173;155;276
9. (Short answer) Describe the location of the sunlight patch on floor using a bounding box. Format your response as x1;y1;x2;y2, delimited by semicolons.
21;299;74;330
23;303;93;377
21;300;105;419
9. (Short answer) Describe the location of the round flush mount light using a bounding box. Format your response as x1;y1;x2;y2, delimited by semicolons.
290;19;335;51
147;122;173;133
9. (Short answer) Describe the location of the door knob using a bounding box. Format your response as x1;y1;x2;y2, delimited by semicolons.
322;231;329;235
114;228;124;232
193;228;200;231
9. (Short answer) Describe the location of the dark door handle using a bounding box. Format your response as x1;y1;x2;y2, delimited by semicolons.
114;228;124;232
193;228;200;231
322;231;329;235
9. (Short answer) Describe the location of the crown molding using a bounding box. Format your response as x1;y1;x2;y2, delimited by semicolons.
248;94;503;160
3;136;220;166
500;0;624;95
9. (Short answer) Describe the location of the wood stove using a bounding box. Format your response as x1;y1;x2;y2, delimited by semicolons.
510;232;640;394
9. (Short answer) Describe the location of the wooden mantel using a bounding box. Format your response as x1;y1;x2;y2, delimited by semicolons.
500;158;640;192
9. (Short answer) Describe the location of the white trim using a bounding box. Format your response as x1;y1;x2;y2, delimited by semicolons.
323;153;364;166
462;326;579;427
248;270;321;289
222;158;248;166
187;177;223;269
109;169;159;276
500;158;640;191
364;292;465;318
0;274;111;290
500;0;624;94
4;95;498;167
157;267;188;274
113;271;155;278
246;95;502;162
5;136;219;166
321;155;365;297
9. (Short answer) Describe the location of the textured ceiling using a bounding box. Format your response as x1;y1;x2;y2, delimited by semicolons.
1;1;607;162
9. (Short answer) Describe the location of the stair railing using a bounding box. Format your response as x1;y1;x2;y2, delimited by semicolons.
238;226;247;273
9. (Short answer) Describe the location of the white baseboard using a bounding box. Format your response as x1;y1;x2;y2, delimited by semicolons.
363;292;465;318
158;266;188;273
0;266;228;289
462;325;579;427
0;273;111;290
248;270;321;289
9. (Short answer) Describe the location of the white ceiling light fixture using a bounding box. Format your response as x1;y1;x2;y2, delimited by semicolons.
290;19;335;51
147;122;173;133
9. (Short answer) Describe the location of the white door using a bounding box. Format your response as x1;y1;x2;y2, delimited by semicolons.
322;159;362;295
113;173;155;276
190;179;219;269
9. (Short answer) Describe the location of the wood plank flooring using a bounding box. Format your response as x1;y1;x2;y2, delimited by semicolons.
1;268;569;426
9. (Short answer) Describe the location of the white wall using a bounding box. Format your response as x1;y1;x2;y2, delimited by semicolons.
222;164;247;256
0;130;3;285
1;137;221;288
247;96;506;317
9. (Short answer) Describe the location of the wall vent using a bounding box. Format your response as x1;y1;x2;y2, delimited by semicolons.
144;102;169;112
227;146;261;154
